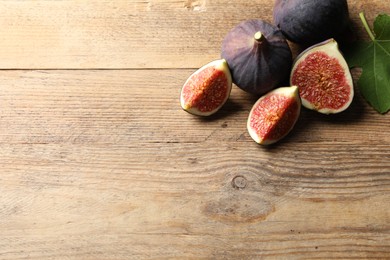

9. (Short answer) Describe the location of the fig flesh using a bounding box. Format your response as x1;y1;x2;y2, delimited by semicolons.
180;59;232;116
290;39;353;114
221;19;292;95
247;86;301;145
273;0;350;45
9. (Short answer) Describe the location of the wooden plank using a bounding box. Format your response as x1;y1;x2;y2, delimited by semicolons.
0;0;388;69
0;69;389;145
0;70;389;258
1;144;390;258
0;143;389;259
1;0;390;258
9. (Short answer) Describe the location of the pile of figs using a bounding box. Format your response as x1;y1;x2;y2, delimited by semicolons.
180;0;354;145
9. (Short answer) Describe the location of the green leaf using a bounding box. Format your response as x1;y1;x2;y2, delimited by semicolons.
345;13;390;114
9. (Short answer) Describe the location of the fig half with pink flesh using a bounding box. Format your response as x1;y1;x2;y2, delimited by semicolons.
290;39;354;114
247;86;301;145
180;59;232;116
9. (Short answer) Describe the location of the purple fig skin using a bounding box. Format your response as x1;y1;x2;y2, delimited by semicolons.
273;0;350;45
221;19;292;96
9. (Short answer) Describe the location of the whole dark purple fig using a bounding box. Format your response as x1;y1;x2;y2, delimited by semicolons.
221;19;292;96
273;0;350;45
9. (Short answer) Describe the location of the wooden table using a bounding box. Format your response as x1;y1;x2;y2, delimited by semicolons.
1;1;389;259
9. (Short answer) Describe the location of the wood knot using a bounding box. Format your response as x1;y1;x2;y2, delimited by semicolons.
184;0;207;12
232;175;247;189
202;195;274;223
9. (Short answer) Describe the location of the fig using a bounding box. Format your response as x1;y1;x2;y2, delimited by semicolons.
247;85;301;145
273;0;350;45
180;59;232;116
290;39;354;114
221;19;292;95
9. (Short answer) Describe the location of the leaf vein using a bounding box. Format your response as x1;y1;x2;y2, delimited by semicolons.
375;41;390;57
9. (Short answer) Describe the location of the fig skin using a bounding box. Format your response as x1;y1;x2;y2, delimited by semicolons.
247;85;301;145
273;0;350;45
221;19;292;96
290;39;354;114
180;59;232;116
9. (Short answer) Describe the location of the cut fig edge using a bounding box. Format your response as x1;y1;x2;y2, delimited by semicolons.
290;38;354;114
180;59;232;116
247;85;301;145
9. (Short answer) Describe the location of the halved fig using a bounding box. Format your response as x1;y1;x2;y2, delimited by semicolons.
221;19;292;95
290;39;354;114
180;59;232;116
247;86;301;145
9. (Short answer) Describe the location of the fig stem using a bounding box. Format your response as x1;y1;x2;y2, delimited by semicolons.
359;12;375;41
254;31;264;42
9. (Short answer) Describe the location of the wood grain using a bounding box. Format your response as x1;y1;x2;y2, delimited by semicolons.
0;0;390;259
0;0;387;69
1;70;390;259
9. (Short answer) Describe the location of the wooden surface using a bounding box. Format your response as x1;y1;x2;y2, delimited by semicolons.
1;0;390;259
